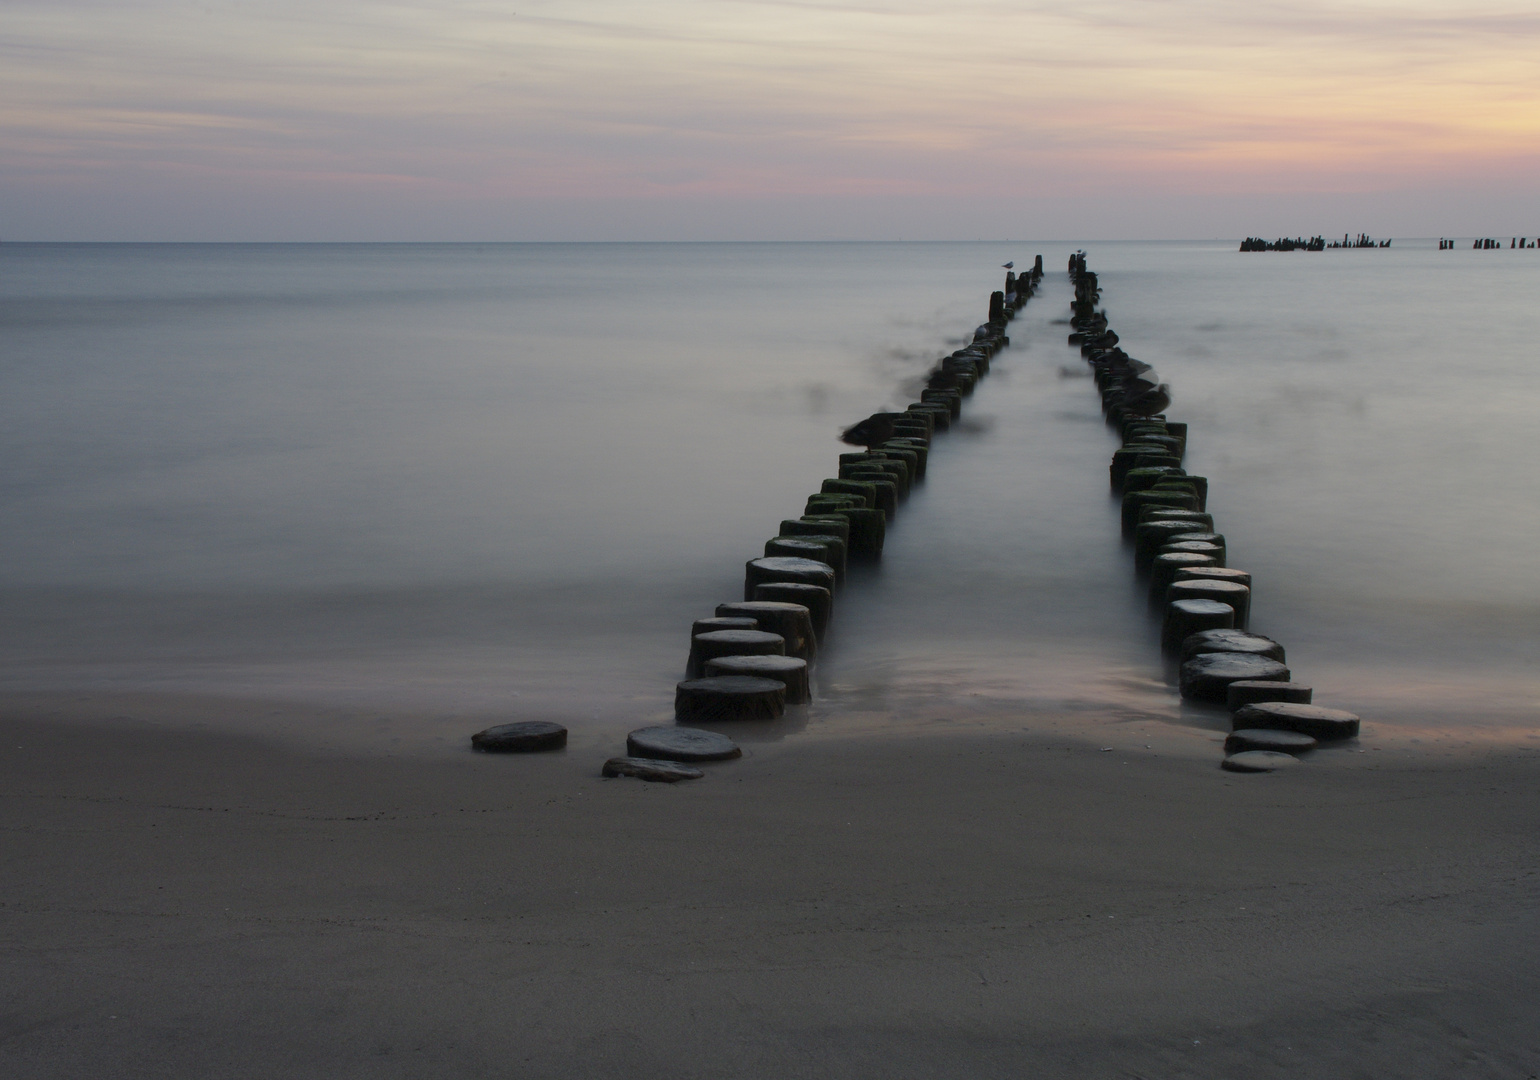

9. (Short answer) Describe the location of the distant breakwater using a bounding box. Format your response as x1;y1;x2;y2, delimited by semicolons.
1454;237;1538;249
1240;233;1390;251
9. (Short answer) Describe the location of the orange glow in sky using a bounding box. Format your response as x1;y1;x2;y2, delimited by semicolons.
3;1;1537;238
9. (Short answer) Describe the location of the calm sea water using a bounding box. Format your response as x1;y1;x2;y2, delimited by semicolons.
2;241;1536;750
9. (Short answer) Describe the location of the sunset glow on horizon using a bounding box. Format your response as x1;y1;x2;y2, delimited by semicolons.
4;0;1538;239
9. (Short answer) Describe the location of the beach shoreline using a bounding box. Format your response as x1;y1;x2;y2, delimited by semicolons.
4;698;1537;1078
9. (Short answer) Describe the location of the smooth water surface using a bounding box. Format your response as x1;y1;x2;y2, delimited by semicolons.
2;242;1535;750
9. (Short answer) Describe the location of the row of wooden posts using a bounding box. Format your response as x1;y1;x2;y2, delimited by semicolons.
476;258;1052;771
1068;253;1362;766
666;257;1049;728
476;254;1361;773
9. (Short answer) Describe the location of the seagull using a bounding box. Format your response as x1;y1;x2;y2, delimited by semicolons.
840;413;896;448
1123;383;1172;417
1002;261;1014;269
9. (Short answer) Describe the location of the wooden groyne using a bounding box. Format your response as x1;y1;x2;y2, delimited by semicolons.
613;257;1047;774
470;251;1368;777
472;256;1050;777
1068;251;1363;772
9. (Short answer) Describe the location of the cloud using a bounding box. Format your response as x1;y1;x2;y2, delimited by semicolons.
2;0;1537;237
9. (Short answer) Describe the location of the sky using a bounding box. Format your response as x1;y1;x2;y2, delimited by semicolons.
3;0;1538;240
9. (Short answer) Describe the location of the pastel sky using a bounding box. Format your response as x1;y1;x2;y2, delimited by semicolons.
4;0;1538;239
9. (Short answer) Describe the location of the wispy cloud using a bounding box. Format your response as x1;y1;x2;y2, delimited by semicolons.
2;0;1536;236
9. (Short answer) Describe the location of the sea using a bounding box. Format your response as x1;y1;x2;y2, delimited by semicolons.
2;241;1536;753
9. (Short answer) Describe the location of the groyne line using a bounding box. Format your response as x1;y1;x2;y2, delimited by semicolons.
641;257;1048;757
471;255;1054;775
473;252;1365;778
1067;251;1363;771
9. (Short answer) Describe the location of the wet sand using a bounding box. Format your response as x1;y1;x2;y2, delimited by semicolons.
3;695;1538;1079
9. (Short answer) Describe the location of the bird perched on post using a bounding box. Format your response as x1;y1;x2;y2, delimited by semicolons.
1123;383;1172;417
840;413;896;448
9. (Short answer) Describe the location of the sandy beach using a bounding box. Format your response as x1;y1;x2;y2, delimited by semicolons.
3;694;1537;1078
